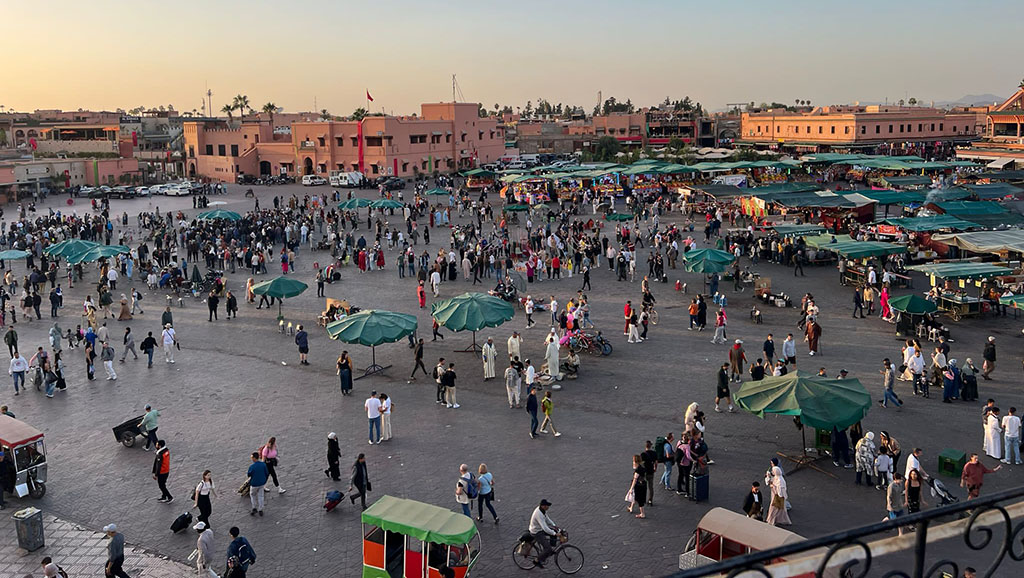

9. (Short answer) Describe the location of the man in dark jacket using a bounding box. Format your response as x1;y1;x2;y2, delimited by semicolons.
982;336;996;380
526;387;539;439
324;433;341;480
226;526;256;571
742;481;764;520
207;290;219;321
295;325;309;365
152;440;173;503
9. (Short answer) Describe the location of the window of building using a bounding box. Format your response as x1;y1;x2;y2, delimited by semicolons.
189;146;195;157
918;123;923;132
430;135;441;144
401;162;408;172
446;134;451;143
490;131;495;139
422;161;428;170
350;137;359;147
830;126;835;134
818;126;823;134
318;137;325;147
336;137;344;147
370;165;379;174
230;144;238;156
888;125;893;133
478;130;484;140
931;123;935;131
461;133;467;142
845;126;850;134
875;126;879;134
410;135;426;144
939;123;943;131
805;126;810;134
899;124;904;133
218;144;226;156
365;136;383;147
205;144;213;155
776;126;780;133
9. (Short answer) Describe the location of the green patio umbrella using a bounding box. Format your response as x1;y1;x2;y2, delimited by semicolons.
735;371;872;474
337;198;373;210
683;248;736;263
531;203;550;211
432;292;515;352
369;199;404;209
999;294;1024;309
191;264;203;284
327;309;418;379
66;244;130;264
424;188;451;196
888;294;938;315
0;250;30;260
251;276;309;319
44;239;100;258
503;204;529;212
684;259;731;274
197;209;242;221
604;212;632;222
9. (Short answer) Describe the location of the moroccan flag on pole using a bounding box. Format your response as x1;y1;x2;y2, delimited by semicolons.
366;90;374;102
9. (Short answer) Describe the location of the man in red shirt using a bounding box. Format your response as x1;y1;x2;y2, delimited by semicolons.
961;453;1001;500
551;255;561;279
623;300;632;335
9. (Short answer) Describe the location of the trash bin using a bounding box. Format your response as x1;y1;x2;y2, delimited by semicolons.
13;507;44;551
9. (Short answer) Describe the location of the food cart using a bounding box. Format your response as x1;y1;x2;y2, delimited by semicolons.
803;235;909;286
906;262;1012;321
0;415;47;499
361;495;480;578
679;508;823;576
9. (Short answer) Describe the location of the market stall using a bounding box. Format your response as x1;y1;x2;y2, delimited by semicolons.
803;234;909;286
906;262;1013;321
462;168;496;190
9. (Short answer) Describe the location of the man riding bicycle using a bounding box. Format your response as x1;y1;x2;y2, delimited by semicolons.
529;499;559;567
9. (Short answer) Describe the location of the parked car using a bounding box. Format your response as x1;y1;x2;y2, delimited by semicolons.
382;177;406;191
164;185;192;196
302;175;327;186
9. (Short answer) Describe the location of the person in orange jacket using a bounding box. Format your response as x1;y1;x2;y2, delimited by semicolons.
152;440;173;503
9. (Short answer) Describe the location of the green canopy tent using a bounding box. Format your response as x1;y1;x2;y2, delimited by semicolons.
431;292;515;353
683;249;736;290
190;264;202;284
65;244;130;265
502;204;529;212
326;310;418;379
604;212;633;222
999;294;1024;309
337;198;373;210
44;239;101;258
423;188;451;196
770;224;826;238
251;276;309;319
888;294;938;315
803;235;907;260
734;371;871;475
196;209;242;221
369;199;404;210
0;249;30;260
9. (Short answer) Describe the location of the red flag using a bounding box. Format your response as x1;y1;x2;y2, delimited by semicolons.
366;90;374;102
29;138;37;150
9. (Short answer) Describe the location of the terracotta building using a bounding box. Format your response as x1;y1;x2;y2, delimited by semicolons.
739;105;984;158
956;86;1024;169
183;103;504;180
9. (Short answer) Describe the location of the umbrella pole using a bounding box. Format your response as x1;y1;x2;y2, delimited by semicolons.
454;329;483;354
776;425;836;479
356;344;392;380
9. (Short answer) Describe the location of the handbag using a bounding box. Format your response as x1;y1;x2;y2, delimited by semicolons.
624;489;634;503
771;494;785;510
366;480;372;492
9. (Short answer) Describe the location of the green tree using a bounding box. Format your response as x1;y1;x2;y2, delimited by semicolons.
523;101;533;118
262;102;277;128
908;97;917;107
898;99;905;106
477;104;488;118
591;136;621;162
350;107;368;121
667;137;685;150
220;104;234;123
232;95;250;117
319;109;332;121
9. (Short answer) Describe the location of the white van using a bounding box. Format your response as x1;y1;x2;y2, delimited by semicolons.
505;161;528;170
302;175;327;186
329;171;362;187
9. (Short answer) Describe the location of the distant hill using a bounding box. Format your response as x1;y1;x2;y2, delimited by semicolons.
935;94;1005;107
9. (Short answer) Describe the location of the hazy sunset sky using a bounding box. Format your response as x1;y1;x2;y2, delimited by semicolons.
3;0;1022;115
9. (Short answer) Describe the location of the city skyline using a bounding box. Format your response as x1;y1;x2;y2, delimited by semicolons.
3;0;1022;115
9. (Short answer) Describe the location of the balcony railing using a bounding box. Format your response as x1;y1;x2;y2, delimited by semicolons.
670;485;1024;578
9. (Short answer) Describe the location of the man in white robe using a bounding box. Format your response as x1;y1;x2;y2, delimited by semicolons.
481;337;497;380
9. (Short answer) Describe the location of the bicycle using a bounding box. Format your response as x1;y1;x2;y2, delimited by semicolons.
512;530;584;574
643;303;659;326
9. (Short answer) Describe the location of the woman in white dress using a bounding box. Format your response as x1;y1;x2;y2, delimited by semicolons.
984;407;1003;460
765;458;791;526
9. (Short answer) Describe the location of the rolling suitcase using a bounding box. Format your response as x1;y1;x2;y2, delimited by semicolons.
170;511;193;533
688;473;709;502
324;490;344;512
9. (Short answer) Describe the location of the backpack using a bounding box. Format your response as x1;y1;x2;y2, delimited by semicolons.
462;474;478;499
654;436;669;463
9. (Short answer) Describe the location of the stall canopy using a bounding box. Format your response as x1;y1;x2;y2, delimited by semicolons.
978;170;1024;181
906;262;1011;280
931;201;1009;216
925;189;972;202
931;230;1024;256
957;183;1024;199
748;182;823;195
771;224;827;238
880;215;979;232
803;235;907;258
361;496;477;546
767;191;874;209
881;175;933;188
686;184;746;199
960;212;1024;228
857;190;926;206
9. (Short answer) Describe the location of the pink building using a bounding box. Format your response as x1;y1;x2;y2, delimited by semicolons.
184;103;504;180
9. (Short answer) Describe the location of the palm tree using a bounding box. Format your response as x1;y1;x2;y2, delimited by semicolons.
221;104;234;123
232;95;250;119
262;102;277;128
319;109;332;121
898;99;905;107
351;108;367;121
908;98;918;107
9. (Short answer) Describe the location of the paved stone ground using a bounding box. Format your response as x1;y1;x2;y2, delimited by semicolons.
0;512;191;577
1;184;1023;577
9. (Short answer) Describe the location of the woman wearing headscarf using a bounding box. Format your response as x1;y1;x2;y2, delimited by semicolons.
117;294;132;320
684;402;699;434
961;358;979;402
855;431;878;486
765;458;791;526
942;359;962;403
324;432;341;481
879;431;902;474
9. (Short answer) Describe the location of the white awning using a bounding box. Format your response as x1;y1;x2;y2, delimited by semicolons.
987;157;1015;169
432;131;443;136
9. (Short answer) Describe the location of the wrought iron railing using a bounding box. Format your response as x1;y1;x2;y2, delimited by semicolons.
669;485;1024;578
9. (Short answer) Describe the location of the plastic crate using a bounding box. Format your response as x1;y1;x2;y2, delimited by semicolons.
938;449;966;477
